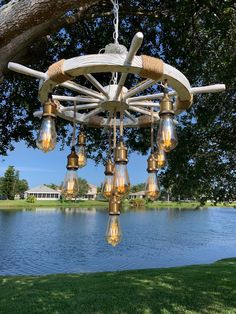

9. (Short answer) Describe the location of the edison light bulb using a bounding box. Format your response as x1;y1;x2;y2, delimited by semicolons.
145;172;160;201
113;164;130;198
77;145;87;168
36;116;57;152
102;175;113;199
106;215;122;247
155;148;167;168
157;114;178;152
62;169;79;199
76;132;87;168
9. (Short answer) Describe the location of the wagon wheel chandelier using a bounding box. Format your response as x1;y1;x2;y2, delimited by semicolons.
8;0;225;247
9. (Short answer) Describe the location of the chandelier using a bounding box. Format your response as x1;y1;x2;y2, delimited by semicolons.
8;0;225;246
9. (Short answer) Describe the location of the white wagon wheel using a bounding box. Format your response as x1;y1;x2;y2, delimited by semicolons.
8;32;225;129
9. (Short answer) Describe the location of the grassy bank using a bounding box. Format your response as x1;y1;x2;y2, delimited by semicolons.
0;199;108;209
0;258;236;313
0;199;235;210
146;200;200;208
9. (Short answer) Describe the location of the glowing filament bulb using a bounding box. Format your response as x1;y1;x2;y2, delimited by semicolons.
62;169;79;199
106;215;122;247
102;175;113;199
36;116;57;152
77;145;87;168
157;114;178;152
155;149;167;168
113;164;130;198
145;172;160;201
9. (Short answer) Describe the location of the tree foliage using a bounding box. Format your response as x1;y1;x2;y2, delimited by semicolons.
77;178;89;197
0;0;235;202
131;183;146;193
0;166;28;199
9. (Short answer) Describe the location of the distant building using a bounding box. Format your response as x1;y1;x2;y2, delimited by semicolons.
128;191;146;199
24;184;98;200
81;184;97;200
24;185;61;200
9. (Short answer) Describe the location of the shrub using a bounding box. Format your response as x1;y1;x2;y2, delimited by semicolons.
129;198;146;208
26;195;36;203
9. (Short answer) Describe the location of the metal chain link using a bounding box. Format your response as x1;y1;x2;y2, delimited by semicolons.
110;0;120;85
111;0;119;44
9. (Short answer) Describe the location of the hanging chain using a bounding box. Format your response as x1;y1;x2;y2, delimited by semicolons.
111;0;119;44
110;0;119;85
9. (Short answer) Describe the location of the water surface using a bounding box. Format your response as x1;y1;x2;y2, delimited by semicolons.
0;207;235;275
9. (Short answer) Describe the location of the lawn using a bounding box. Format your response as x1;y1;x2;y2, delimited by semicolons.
0;199;235;210
0;199;108;209
0;258;236;313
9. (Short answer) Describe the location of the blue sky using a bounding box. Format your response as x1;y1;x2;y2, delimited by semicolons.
0;142;148;188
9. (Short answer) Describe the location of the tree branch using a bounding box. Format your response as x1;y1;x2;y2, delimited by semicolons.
0;0;100;47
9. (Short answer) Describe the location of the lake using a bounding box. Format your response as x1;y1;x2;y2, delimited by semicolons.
0;207;235;275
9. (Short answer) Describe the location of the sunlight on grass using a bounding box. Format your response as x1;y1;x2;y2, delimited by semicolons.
0;259;236;313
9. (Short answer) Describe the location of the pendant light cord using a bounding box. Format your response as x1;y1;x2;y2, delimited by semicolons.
108;113;113;158
113;110;117;150
72;100;77;147
151;107;154;153
120;110;124;140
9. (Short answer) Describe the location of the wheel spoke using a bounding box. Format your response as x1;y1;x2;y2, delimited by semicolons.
61;104;99;112
128;101;160;108
129;105;159;119
52;95;100;103
84;74;109;98
61;81;105;100
124;110;137;123
83;108;104;121
124;79;155;100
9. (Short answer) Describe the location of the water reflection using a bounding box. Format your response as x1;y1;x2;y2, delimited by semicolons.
0;207;235;275
61;208;97;214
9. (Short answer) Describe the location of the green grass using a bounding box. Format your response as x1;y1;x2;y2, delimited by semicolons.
0;199;108;209
146;201;236;209
146;201;200;208
0;199;235;210
0;258;236;313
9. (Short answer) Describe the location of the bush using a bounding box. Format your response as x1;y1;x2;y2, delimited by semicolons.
129;198;146;208
26;195;36;203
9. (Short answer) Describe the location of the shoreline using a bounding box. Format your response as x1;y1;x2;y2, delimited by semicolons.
0;199;235;210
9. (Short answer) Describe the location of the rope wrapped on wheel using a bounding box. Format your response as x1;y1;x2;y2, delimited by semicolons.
48;59;74;84
140;55;164;81
87;116;105;128
175;95;193;113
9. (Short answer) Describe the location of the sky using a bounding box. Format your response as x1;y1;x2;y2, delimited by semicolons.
0;142;148;188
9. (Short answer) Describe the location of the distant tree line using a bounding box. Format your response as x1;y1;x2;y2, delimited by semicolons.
0;166;28;200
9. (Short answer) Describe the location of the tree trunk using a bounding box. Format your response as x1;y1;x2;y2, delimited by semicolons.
0;0;101;79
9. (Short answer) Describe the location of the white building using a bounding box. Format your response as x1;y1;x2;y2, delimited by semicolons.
24;185;61;200
24;184;97;200
81;184;97;200
128;191;146;199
